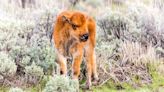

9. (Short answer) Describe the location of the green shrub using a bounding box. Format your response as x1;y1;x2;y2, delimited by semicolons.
43;76;79;92
0;52;17;77
9;87;24;92
96;5;164;86
97;11;136;41
6;10;58;75
127;4;164;56
25;62;44;77
25;62;44;84
85;0;103;8
0;7;59;86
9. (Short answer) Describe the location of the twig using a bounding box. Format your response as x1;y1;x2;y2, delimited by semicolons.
98;77;111;87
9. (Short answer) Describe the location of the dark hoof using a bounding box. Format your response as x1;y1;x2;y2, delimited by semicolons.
80;84;91;90
80;82;92;90
85;84;91;90
92;78;100;86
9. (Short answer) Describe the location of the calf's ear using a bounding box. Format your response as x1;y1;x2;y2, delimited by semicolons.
62;15;73;25
62;15;69;22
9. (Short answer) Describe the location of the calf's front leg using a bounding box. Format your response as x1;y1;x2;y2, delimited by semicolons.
72;48;83;79
57;53;67;76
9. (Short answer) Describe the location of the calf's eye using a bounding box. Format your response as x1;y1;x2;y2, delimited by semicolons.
72;24;77;30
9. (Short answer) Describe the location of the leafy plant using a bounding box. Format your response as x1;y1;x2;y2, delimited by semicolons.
0;52;17;77
9;87;24;92
43;76;79;92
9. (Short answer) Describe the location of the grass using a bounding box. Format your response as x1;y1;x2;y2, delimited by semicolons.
0;66;164;92
91;64;164;92
92;77;164;92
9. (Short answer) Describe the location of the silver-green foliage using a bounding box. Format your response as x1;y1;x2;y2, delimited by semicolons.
0;9;58;85
97;4;164;52
97;11;137;41
9;87;24;92
43;76;79;92
25;62;44;77
0;52;17;77
8;10;57;73
96;3;164;85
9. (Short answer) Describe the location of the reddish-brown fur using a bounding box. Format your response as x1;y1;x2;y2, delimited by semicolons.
53;11;98;88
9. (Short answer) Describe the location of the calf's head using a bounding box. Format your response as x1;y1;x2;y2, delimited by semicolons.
62;12;89;42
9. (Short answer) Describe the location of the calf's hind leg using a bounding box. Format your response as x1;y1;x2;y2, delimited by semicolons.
85;46;98;89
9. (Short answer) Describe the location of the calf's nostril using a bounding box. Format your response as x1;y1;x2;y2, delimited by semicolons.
80;34;89;41
83;34;88;39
